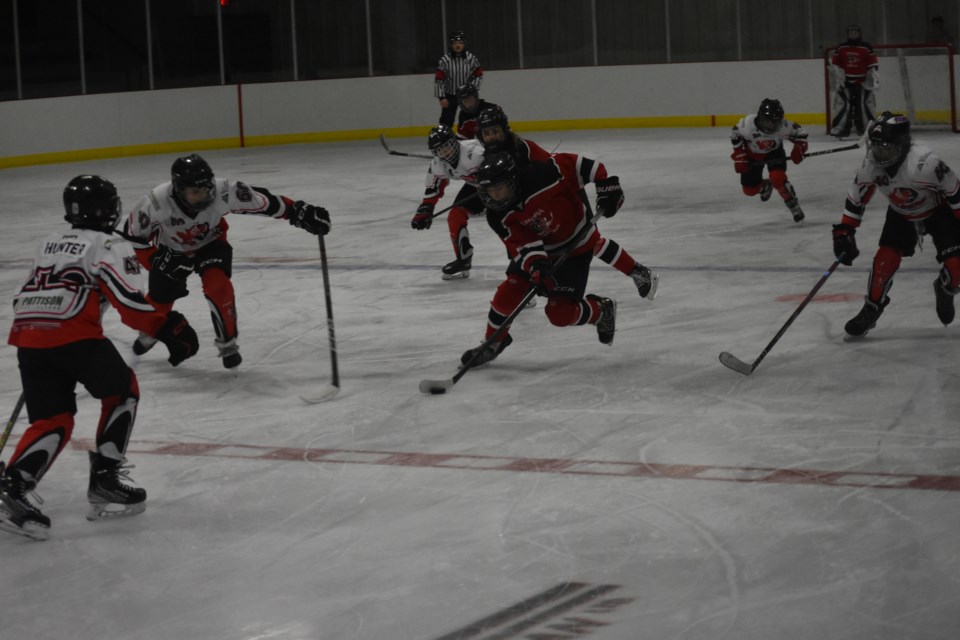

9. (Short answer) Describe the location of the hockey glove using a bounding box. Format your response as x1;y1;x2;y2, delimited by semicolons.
595;176;625;218
152;246;195;279
731;147;750;174
832;223;859;266
411;203;434;230
790;140;808;164
155;311;199;366
288;201;331;236
527;259;555;296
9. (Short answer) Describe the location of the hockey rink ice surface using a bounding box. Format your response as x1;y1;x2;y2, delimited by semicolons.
1;128;959;640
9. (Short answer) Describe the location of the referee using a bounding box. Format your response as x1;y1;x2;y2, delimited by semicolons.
435;31;483;127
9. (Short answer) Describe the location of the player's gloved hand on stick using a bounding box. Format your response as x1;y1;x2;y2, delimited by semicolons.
151;245;195;279
832;223;859;265
411;203;434;230
791;140;808;164
156;311;199;366
595;176;625;218
528;259;555;296
731;147;750;173
288;201;331;235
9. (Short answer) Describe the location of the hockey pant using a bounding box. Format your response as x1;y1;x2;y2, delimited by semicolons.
832;83;876;135
740;150;794;203
482;251;604;340
9;339;139;486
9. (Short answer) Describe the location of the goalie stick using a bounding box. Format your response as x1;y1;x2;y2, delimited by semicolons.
379;134;433;160
719;255;844;375
300;235;340;403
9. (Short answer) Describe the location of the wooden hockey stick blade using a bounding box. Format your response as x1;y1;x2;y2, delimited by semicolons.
379;134;432;159
718;351;755;375
300;384;340;404
419;378;454;395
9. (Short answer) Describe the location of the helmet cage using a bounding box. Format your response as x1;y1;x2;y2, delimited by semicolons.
428;126;461;165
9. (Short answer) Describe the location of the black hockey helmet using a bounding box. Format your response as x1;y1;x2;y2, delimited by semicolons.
456;84;481;112
63;175;122;232
449;30;465;43
755;98;784;134
476;151;519;212
477;106;511;148
868;112;911;167
428;125;461;165
171;153;216;214
846;24;862;40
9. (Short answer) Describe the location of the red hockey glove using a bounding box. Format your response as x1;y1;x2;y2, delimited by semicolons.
595;176;625;218
411;203;434;230
731;147;750;173
528;259;555;296
791;141;808;164
832;223;859;266
155;311;199;366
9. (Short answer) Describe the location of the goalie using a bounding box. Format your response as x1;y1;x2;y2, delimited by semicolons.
829;24;879;138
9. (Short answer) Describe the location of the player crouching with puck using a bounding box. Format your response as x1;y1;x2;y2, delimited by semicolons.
0;176;200;540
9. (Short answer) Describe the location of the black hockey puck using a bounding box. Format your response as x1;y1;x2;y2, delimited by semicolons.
429;387;446;395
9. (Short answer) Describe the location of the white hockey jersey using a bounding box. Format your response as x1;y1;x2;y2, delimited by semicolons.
9;227;164;348
731;114;807;157
841;145;960;226
125;179;288;253
423;138;486;202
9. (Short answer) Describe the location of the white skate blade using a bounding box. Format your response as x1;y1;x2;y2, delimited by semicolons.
0;518;49;540
645;273;659;300
300;384;340;404
441;270;470;281
719;351;755;375
86;501;146;522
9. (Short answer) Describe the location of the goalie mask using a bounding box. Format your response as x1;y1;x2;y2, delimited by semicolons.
868;112;911;168
476;151;519;212
428;125;461;166
755;98;784;135
63;175;122;232
171;153;216;214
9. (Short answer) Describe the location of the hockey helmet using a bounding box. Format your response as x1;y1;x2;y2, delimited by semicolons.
477;106;511;148
63;175;122;232
755;98;784;135
428;125;461;165
476;151;519;212
868;112;911;167
846;24;862;40
171;153;216;214
456;84;481;113
449;30;465;44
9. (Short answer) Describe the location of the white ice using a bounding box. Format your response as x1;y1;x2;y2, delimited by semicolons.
1;128;959;640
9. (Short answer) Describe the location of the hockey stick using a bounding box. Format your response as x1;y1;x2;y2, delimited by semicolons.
803;129;870;158
419;227;590;394
300;235;340;403
428;191;480;220
0;393;26;463
379;134;433;160
719;255;844;375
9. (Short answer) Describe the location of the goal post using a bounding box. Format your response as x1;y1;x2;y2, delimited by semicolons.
824;43;958;134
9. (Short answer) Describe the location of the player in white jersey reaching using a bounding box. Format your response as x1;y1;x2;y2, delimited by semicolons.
831;112;960;337
730;98;809;223
124;154;330;368
1;176;199;540
410;125;487;279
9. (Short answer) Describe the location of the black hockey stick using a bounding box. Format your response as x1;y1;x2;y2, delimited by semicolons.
379;134;433;160
803;129;870;158
719;255;844;375
420;227;590;394
0;393;26;463
428;191;480;220
300;235;340;403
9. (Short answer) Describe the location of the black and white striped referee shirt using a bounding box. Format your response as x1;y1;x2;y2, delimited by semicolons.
434;51;483;98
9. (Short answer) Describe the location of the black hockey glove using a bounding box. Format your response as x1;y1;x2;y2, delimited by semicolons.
595;176;624;218
832;223;859;266
155;311;199;366
527;259;555;296
411;203;434;230
152;246;195;279
288;201;331;236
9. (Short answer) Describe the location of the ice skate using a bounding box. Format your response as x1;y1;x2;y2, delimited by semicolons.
87;451;146;521
844;296;888;339
588;295;617;346
132;331;157;355
758;179;773;202
933;277;957;326
0;468;50;540
630;264;659;299
783;182;804;224
441;256;472;280
215;337;242;369
460;334;513;368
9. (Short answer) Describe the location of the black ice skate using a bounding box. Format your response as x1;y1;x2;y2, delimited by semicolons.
933;277;957;326
0;468;50;540
759;179;773;202
588;295;617;346
783;182;804;224
87;451;146;521
844;296;889;338
441;256;472;280
132;331;157;355
215;337;242;369
630;264;659;299
460;334;513;368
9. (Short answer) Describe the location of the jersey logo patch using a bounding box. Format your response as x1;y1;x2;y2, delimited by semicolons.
235;182;252;202
138;211;151;229
175;222;211;246
123;256;141;275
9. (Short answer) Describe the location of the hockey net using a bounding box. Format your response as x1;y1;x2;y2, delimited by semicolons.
824;43;958;133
